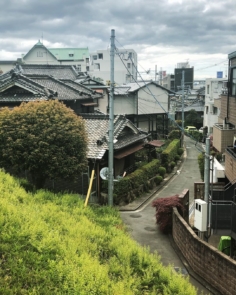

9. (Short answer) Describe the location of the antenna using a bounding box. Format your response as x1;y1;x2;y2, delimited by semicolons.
41;32;44;44
100;167;109;180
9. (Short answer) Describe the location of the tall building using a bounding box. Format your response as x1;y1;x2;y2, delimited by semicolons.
89;49;137;85
174;62;194;92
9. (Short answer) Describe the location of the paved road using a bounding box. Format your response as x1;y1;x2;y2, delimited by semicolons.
120;137;215;295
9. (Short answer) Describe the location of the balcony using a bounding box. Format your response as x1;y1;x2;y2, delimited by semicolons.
213;124;235;153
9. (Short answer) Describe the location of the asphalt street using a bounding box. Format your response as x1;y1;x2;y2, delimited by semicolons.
120;136;216;295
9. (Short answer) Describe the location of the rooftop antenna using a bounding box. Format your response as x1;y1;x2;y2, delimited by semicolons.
41;32;44;44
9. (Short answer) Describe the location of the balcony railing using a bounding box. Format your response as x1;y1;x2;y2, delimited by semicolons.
214;123;235;130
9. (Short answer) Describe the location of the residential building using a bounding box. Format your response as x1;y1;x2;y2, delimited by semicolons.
89;49;137;85
204;78;226;134
211;50;236;242
111;81;173;139
162;74;175;92
0;41;90;73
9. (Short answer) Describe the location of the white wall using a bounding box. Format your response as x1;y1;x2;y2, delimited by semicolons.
89;49;137;85
204;78;225;133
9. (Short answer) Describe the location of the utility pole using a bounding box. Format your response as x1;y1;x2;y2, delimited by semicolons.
204;137;211;241
108;29;115;206
181;70;185;146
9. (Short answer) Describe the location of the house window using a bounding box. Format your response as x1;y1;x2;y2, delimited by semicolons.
69;53;74;57
127;63;131;69
86;58;89;63
206;106;209;114
213;106;217;115
37;51;43;57
232;68;236;96
98;53;103;59
77;64;81;71
207;85;210;94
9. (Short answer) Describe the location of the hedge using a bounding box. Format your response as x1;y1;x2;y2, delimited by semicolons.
160;139;180;168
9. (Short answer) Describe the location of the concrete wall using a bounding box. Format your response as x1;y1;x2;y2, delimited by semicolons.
172;208;236;295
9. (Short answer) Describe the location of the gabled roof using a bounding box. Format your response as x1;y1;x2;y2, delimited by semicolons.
48;48;89;61
114;81;175;95
0;72;49;101
81;113;148;160
0;69;103;102
18;64;78;80
23;41;57;61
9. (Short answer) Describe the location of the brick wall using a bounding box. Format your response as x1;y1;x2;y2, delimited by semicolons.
173;208;236;295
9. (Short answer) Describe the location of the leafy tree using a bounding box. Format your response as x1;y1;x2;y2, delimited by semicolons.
0;100;88;189
184;109;202;128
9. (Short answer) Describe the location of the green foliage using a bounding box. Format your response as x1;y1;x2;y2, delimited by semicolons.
198;153;205;181
161;139;180;167
168;130;181;140
178;148;184;156
170;161;176;169
184;109;203;127
158;166;166;177
155;175;163;185
0;101;88;189
0;171;197;294
175;155;180;162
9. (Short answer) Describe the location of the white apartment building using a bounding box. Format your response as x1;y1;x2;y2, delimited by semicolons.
204;78;226;133
89;49;137;85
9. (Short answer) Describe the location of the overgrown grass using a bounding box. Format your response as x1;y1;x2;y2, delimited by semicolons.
0;170;197;294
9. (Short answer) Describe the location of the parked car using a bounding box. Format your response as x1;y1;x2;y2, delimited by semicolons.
184;126;197;135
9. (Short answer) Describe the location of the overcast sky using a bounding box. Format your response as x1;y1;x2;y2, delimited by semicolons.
0;0;235;79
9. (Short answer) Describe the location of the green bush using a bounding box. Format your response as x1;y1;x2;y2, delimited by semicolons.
178;148;184;156
161;139;180;167
175;155;180;162
170;161;176;169
159;166;166;177
168;130;181;140
155;175;163;185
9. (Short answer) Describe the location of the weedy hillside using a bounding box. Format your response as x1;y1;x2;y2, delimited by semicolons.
0;170;197;294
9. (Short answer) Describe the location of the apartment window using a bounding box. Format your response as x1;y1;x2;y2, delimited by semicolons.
37;51;43;57
86;58;89;63
206;106;209;114
93;55;97;60
77;65;81;71
86;66;89;71
213;106;218;115
98;53;103;59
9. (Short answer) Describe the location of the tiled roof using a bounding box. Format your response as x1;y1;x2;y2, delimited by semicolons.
82;113;148;160
18;64;78;80
0;70;102;102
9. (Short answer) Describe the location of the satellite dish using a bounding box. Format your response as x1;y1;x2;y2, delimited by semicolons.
100;167;109;180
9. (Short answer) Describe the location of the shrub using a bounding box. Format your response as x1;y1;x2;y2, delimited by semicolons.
175;155;180;162
178;148;184;156
158;166;166;177
168;130;181;140
170;161;176;169
152;195;184;234
161;139;180;167
155;176;163;185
